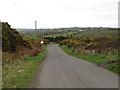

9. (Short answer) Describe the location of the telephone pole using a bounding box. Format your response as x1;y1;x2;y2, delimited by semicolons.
35;20;37;30
118;1;120;28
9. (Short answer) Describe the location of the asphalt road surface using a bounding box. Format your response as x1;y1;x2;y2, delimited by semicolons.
29;44;118;88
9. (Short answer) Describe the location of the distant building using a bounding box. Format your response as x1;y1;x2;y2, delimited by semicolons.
59;30;62;32
79;30;83;32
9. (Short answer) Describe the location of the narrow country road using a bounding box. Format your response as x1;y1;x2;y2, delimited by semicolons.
29;45;118;88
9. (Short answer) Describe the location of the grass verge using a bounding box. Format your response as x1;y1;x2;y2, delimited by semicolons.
60;45;119;74
2;45;47;88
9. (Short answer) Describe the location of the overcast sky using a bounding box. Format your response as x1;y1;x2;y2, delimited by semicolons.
0;0;119;28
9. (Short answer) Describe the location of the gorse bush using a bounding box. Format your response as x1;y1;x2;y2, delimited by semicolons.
2;22;50;52
2;22;24;52
60;37;118;54
60;38;94;47
23;38;50;45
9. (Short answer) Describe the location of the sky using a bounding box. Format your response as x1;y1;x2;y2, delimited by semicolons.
0;0;119;29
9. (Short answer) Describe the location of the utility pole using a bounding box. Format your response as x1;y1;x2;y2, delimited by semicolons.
118;1;120;28
35;20;37;30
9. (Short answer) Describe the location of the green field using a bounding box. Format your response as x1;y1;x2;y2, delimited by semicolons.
20;28;119;40
72;30;118;38
2;45;47;88
44;32;77;37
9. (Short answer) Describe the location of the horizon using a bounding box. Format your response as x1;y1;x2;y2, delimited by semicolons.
16;27;118;29
16;26;118;30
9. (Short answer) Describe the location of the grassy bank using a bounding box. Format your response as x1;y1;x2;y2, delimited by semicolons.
60;45;119;74
2;45;47;88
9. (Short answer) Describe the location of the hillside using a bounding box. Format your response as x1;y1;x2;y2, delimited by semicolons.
2;22;49;88
2;22;32;52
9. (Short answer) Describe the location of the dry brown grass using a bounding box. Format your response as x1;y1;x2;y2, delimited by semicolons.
16;44;42;56
2;44;42;64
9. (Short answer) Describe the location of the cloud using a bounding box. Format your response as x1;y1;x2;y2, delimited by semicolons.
0;0;119;28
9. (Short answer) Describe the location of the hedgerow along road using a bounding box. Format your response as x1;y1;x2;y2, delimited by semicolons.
29;44;118;88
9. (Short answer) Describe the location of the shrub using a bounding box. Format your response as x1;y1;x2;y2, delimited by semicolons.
2;22;32;52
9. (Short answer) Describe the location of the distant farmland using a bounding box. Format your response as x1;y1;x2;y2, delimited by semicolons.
18;27;119;39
